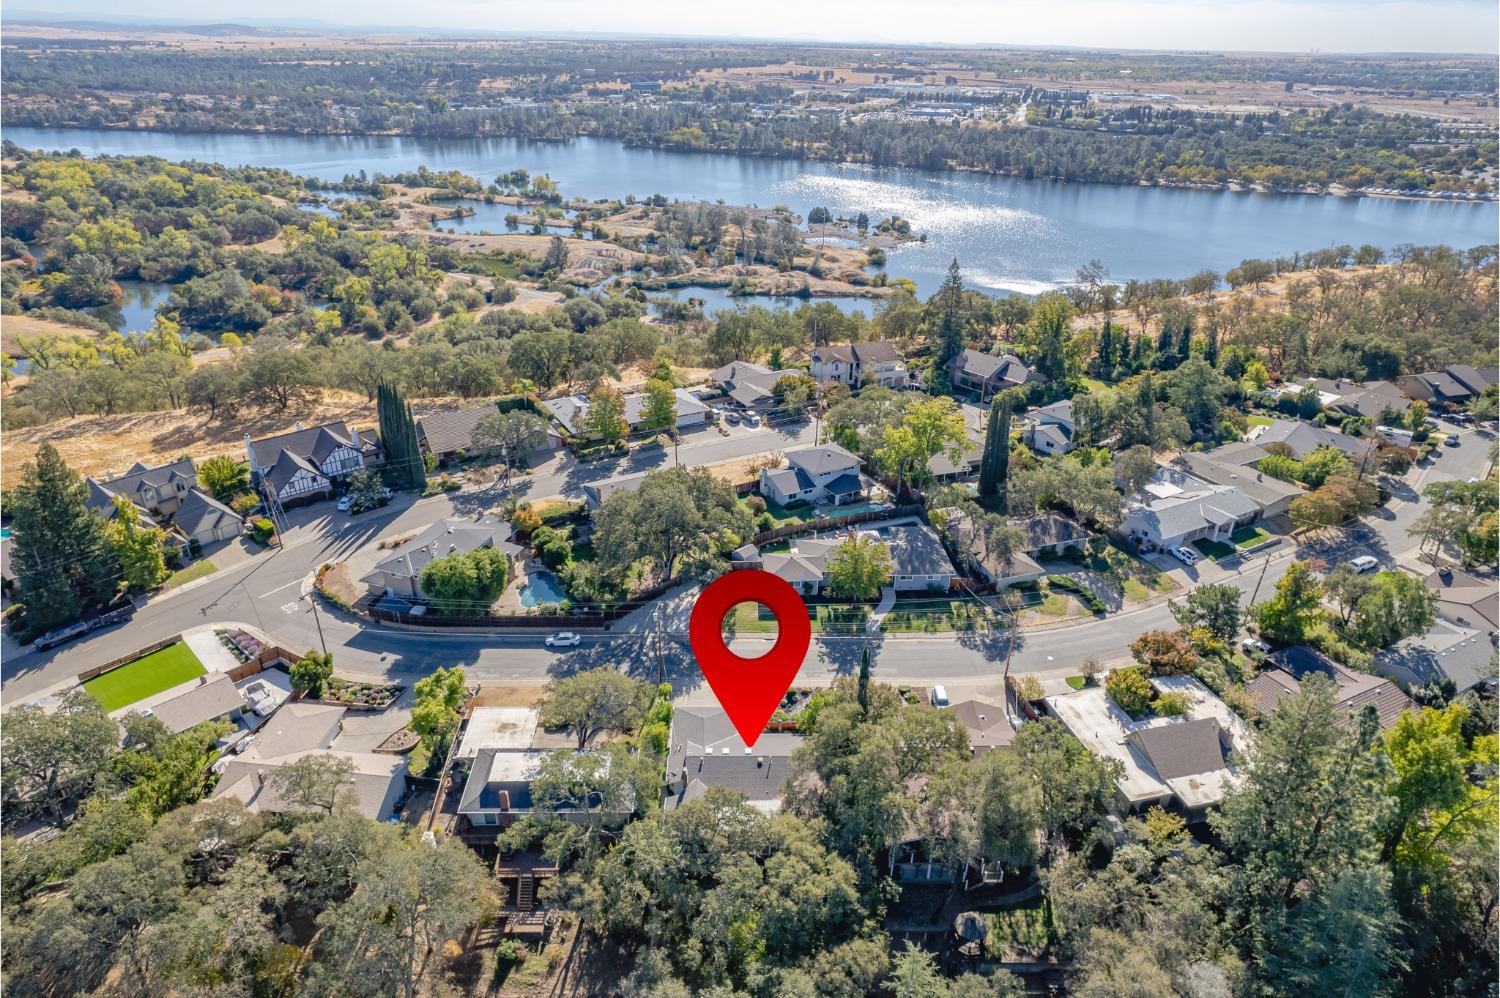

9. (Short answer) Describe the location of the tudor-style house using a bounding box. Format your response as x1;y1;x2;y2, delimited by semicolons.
810;341;908;389
246;421;382;508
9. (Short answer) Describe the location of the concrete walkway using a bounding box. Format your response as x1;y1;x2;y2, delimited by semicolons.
867;586;897;633
183;626;242;675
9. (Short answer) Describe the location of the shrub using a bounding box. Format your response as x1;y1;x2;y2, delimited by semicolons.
248;517;275;544
230;493;261;516
746;495;767;515
1011;675;1044;702
755;512;775;532
1105;667;1154;715
1154;691;1191;716
511;504;542;538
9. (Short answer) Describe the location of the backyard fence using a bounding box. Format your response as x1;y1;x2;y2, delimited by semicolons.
750;503;924;546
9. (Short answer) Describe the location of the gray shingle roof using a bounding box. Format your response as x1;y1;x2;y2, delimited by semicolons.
1128;718;1228;780
365;516;516;582
1016;514;1092;551
1251;420;1374;460
174;488;245;538
885;524;955;577
250;421;375;471
263;449;326;496
1262;646;1415;729
148;673;245;734
851;340;901;365
98;458;197;502
787;444;861;476
417;402;500;455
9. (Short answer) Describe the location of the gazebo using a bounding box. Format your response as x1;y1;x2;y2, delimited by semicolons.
952;911;989;959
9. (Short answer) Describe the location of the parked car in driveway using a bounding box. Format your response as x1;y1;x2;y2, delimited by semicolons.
1241;636;1271;655
1444;432;1461;446
1171;547;1199;566
1349;555;1379;573
545;632;582;648
743;413;763;428
723;410;741;425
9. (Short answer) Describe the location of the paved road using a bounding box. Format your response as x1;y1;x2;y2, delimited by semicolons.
4;420;1490;704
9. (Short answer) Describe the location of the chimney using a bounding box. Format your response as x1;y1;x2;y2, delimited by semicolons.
257;770;267;786
498;790;511;810
350;426;361;447
295;421;304;431
244;433;256;472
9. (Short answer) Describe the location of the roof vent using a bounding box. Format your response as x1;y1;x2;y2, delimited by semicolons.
744;747;752;754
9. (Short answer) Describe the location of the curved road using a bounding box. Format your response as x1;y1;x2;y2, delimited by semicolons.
3;420;1488;705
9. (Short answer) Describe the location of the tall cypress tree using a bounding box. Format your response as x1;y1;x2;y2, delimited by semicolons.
977;392;1012;509
11;443;121;632
857;646;872;719
377;378;426;492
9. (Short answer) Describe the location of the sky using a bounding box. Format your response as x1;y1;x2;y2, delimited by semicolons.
14;0;1500;53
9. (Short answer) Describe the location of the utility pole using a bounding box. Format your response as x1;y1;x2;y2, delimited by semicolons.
654;601;666;683
1247;549;1274;607
305;593;328;656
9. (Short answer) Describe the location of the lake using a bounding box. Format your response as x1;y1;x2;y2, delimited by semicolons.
9;127;1496;299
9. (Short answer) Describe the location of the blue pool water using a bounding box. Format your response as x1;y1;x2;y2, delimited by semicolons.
519;573;569;608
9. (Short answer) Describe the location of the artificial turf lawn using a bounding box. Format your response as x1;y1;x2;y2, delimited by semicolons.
82;641;206;711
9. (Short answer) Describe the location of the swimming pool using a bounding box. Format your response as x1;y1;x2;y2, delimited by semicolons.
519;573;569;608
822;502;891;519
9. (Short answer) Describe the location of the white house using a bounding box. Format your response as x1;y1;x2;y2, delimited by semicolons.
810;341;908;388
758;444;867;507
247;421;382;508
1121;468;1261;552
1022;400;1077;455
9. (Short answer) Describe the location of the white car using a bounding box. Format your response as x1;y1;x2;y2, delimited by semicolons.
931;685;950;708
1170;547;1199;566
544;632;582;648
744;413;763;429
336;495;353;512
1349;555;1379;573
1241;636;1271;655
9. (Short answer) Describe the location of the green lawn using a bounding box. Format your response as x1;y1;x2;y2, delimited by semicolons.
1231;525;1273;550
763;500;817;527
881;598;995;633
163;559;218;590
1065;675;1088;690
1192;538;1237;562
1077;375;1112;393
83;641;206;711
727;601;872;635
1122;578;1151;603
983;896;1056;954
1246;414;1276;430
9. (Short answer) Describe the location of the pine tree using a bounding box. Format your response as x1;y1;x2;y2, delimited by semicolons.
10;443;121;632
977;393;1012;509
377;378;426;493
1176;320;1193;362
930;259;968;371
1095;319;1115;378
1204;325;1220;368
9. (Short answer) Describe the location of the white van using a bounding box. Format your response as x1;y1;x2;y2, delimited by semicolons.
931;685;950;708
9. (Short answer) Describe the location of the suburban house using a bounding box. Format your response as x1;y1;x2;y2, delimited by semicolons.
1044;674;1253;821
945;698;1016;756
759;444;868;508
581;471;650;514
946;348;1044;399
1424;567;1500;631
948;513;1046;589
94;458;197;517
1023;400;1077;455
141;672;247;734
86;464;245;549
1376;624;1496;694
172;489;247;546
211;702;408;820
459;746;636;831
360;516;521;601
1015;513;1093;558
1398;365;1498;405
1121;467;1261;553
1294;378;1412;421
542;387;710;436
1248;646;1415;730
416;402;562;464
663;708;804;812
1247;419;1376;463
247;422;382;508
759;522;956;594
810;340;908;388
927;440;983;482
709;360;804;412
1172;446;1303;520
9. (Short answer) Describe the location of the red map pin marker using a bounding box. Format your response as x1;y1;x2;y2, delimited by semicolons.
688;570;812;748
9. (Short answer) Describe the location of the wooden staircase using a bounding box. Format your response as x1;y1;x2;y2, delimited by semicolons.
515;875;535;911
